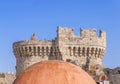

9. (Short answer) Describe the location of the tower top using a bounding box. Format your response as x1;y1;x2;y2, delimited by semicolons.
30;33;36;40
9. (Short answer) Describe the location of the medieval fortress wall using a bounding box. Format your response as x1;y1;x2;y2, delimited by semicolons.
0;72;15;84
13;27;106;76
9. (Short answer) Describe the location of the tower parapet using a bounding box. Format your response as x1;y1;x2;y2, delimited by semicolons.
57;26;74;39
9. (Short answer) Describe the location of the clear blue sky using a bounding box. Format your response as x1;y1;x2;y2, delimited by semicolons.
0;0;120;72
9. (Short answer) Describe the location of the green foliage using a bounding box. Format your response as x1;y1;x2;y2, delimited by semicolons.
25;52;33;56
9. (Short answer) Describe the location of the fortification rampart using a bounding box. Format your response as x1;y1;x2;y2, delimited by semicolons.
56;27;106;47
0;72;16;84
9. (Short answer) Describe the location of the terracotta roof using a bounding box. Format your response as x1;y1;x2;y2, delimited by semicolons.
14;60;96;84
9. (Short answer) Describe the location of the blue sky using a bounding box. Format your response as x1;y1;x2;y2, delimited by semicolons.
0;0;120;72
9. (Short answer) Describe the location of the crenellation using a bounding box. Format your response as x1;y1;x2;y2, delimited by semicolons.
80;28;97;38
30;33;36;40
57;27;74;39
99;30;106;38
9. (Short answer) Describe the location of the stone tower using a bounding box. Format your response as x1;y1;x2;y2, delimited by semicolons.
13;26;106;77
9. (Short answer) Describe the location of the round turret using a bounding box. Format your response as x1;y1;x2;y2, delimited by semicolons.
13;34;62;76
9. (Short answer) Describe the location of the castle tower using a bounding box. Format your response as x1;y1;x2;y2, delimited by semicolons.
56;27;106;66
13;33;62;76
13;27;106;77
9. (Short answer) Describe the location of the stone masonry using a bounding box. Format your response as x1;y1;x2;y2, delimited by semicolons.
0;72;15;84
13;26;106;79
104;67;120;84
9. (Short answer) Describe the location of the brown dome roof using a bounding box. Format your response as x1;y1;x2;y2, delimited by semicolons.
14;60;96;84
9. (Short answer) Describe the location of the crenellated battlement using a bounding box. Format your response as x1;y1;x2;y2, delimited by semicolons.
80;28;106;38
13;26;106;76
13;40;53;46
57;26;74;38
57;26;106;38
56;27;106;47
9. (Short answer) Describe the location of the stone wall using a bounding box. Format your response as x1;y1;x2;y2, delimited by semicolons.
0;72;16;84
104;67;120;84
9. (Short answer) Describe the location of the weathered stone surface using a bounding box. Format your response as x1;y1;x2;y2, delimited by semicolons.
0;72;16;84
104;67;120;84
13;27;106;77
